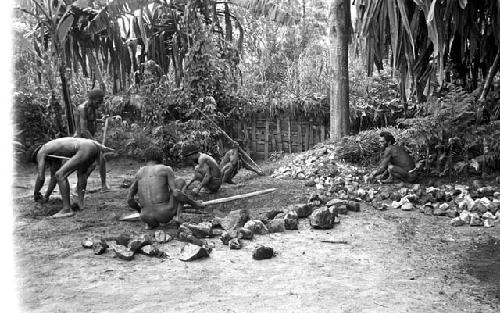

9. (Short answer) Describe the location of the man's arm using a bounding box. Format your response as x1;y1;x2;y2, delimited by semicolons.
371;148;392;177
161;166;203;219
197;162;212;193
33;155;46;202
127;178;141;212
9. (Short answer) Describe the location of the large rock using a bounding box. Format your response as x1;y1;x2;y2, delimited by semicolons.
309;206;335;229
237;227;254;240
229;238;242;250
179;244;210;262
184;222;212;238
112;245;134;261
284;211;299;230
289;203;314;218
244;220;269;235
252;245;275;260
220;209;250;231
267;219;285;233
128;234;153;252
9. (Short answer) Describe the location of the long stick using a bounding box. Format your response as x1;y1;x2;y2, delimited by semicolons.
48;154;70;160
120;188;277;221
195;108;264;175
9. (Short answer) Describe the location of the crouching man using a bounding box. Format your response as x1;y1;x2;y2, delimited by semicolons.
33;137;114;218
368;131;417;183
182;145;222;194
127;148;205;229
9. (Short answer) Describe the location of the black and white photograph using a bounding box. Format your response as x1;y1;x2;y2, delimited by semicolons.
4;0;500;312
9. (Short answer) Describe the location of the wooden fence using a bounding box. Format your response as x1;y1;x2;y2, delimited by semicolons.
224;113;329;159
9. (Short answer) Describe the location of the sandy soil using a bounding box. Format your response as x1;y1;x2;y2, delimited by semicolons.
12;159;500;313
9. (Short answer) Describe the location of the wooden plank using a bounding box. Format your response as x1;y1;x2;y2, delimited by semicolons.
264;118;269;158
287;117;292;153
297;123;303;152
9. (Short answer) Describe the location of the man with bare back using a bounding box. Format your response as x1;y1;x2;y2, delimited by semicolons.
220;146;240;184
33;137;114;218
127;148;205;229
74;88;109;191
182;145;222;194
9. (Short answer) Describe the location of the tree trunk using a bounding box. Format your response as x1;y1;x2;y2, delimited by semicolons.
59;64;74;135
329;0;350;140
479;48;500;102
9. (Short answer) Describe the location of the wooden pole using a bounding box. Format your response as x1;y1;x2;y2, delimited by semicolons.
264;118;269;158
287;117;292;153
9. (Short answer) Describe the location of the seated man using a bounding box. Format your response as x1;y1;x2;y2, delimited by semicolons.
220;146;240;184
368;131;417;183
182;145;222;194
74;88;109;191
127;148;204;229
33;137;114;218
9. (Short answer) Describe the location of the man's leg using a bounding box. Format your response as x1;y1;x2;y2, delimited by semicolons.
44;160;62;201
75;166;92;211
98;155;110;191
385;165;410;183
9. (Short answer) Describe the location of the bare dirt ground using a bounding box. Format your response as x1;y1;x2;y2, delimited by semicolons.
12;158;500;313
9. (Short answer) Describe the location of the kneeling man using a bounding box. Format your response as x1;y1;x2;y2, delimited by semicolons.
33;137;114;218
368;131;417;183
182;145;222;193
127;148;204;229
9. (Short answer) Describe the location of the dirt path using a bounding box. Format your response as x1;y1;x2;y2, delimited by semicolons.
13;159;500;312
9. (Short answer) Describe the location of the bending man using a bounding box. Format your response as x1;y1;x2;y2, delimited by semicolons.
182;145;222;194
220;147;239;184
127;148;205;229
368;131;417;183
74;89;109;191
33;137;114;218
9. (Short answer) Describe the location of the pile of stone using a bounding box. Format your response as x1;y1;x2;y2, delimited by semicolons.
81;231;171;261
369;182;500;228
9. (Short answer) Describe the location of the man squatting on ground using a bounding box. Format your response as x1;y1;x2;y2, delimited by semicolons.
219;146;239;184
368;131;417;183
182;145;223;194
127;148;205;229
74;89;109;191
32;138;114;218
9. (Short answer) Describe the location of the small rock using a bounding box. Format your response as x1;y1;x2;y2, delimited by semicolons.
484;219;495;228
469;213;483;227
487;201;500;214
92;238;108;255
450;217;465;227
178;227;206;246
284;211;299;230
128;234;153;252
459;210;471;224
140;244;160;257
179;244;210;262
252;245;275;260
423;205;434;216
477;186;495;197
229;238;242;249
401;203;414;211
112;245;134;261
496;211;500;220
472;180;483;189
482;211;495;220
471;202;488;214
266;208;284;220
346;201;361;212
446;208;459;218
391;201;402;210
237;227;254;240
81;238;93;249
184;222;212;238
211;217;223;228
305;180;315;187
290;203;314;218
154;230;169;243
220;231;235;245
220;209;250;231
494;191;500;199
244;220;269;235
267;219;285;233
309;206;335;229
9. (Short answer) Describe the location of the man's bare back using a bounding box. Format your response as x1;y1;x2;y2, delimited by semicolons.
183;148;222;193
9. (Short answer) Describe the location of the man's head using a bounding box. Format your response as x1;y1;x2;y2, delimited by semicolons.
379;131;395;148
181;144;200;162
144;147;164;164
88;89;104;106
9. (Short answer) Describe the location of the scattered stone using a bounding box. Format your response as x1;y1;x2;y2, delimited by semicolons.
179;244;210;262
433;204;448;216
391;201;402;210
178;226;206;246
459;210;471;224
128;234;153;252
154;230;170;243
472;180;483;189
229;238;242;249
252;245;275;260
237;227;254;240
81;238;93;249
140;244;160;257
496;211;500;220
266;208;284;220
423;205;434;216
469;213;483;227
401;203;415;211
471;202;489;214
92;238;108;255
289;203;314;218
112;245;134;261
184;222;212;238
346;201;361;212
210;229;224;237
244;220;269;235
305;180;315;187
477;186;495;197
494;191;500;199
284;211;299;230
267;219;285;233
220;231;235;245
446;208;459;218
487;202;500;214
450;217;465;227
211;217;223;228
484;219;495;228
220;209;250;231
309;206;335;229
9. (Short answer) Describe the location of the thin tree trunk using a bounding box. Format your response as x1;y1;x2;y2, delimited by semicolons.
329;0;350;140
479;48;500;102
59;64;74;135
